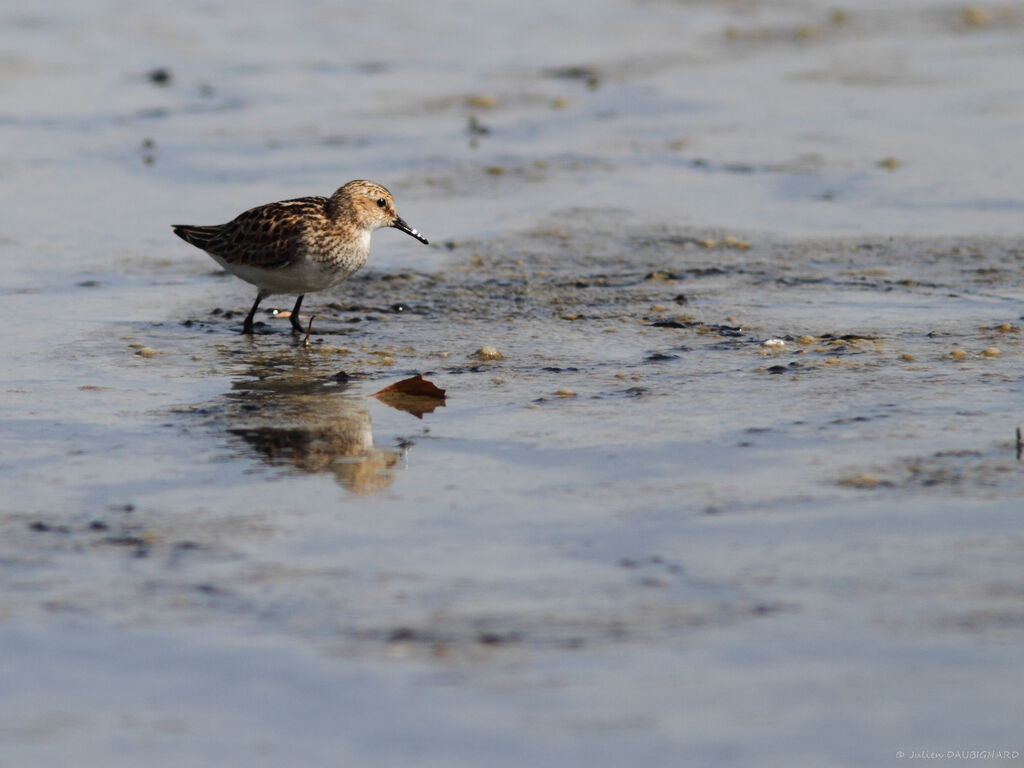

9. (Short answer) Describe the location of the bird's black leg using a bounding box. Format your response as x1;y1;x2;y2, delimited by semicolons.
289;295;305;333
242;290;269;334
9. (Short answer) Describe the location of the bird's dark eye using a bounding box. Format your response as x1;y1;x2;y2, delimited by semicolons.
376;198;386;208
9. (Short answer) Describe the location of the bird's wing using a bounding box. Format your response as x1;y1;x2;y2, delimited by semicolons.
181;197;328;270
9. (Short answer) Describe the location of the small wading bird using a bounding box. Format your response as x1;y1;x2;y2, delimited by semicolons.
173;180;428;334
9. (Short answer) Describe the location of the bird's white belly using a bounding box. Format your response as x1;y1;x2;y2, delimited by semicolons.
226;259;335;295
211;244;367;296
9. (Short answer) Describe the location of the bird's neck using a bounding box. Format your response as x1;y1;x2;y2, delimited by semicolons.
324;194;349;221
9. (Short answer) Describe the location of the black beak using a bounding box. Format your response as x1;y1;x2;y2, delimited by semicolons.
392;216;429;245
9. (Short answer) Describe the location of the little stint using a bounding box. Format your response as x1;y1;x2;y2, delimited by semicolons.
173;180;428;334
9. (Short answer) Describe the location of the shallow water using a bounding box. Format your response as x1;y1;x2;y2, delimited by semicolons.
2;1;1024;766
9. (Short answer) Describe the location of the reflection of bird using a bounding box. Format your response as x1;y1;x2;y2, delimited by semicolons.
221;364;404;494
173;180;428;334
232;414;400;495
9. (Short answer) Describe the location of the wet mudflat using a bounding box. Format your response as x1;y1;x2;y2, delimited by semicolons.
2;1;1024;766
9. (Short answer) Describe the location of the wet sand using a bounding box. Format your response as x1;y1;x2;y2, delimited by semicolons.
1;1;1023;766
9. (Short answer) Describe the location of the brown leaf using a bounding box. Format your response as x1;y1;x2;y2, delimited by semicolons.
374;374;445;398
372;374;446;418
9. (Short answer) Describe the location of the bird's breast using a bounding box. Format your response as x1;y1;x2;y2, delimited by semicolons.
309;228;371;283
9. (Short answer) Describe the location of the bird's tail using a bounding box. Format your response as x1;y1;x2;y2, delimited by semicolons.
172;224;222;249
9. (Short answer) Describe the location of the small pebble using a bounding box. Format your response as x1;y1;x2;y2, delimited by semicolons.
838;473;880;488
722;235;751;249
465;94;496;108
949;348;968;361
474;346;505;360
982;347;1001;358
147;67;173;85
962;6;993;26
762;338;786;348
135;347;157;358
555;388;575;397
